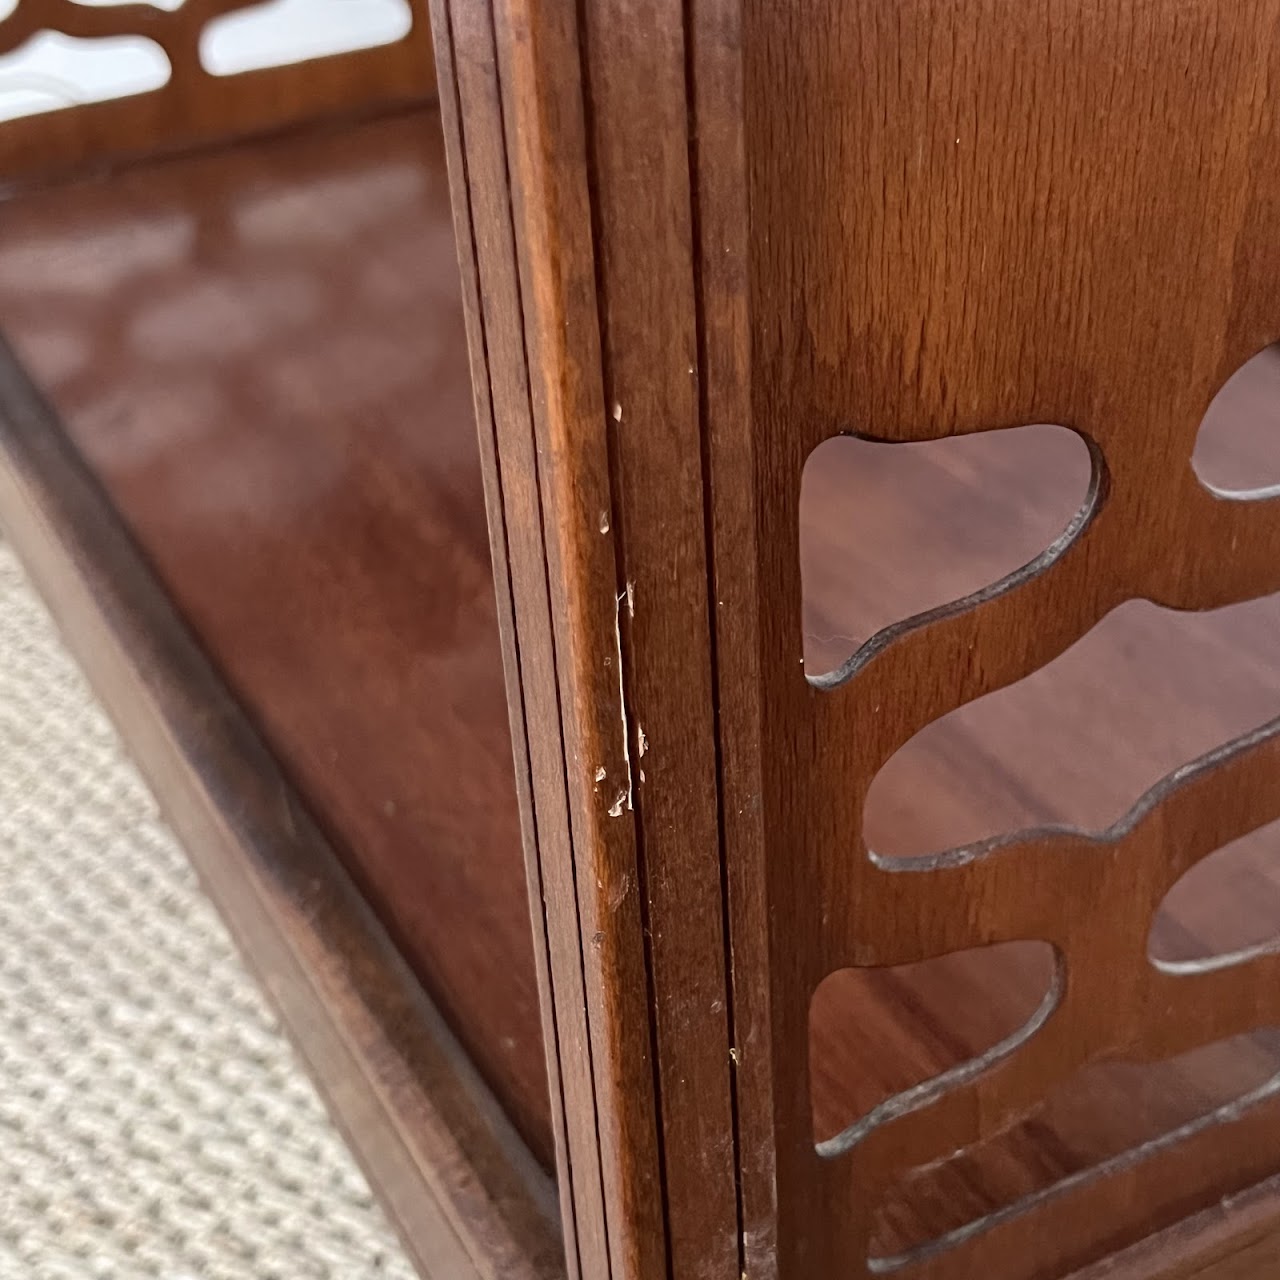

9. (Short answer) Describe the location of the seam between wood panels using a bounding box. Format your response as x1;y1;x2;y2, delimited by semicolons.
434;4;584;1274
571;0;674;1275
488;3;673;1272
681;1;748;1274
484;1;616;1274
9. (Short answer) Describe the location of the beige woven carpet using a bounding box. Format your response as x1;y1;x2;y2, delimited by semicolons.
0;541;417;1280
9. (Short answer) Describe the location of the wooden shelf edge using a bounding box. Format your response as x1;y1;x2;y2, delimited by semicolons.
0;338;566;1280
1066;1173;1280;1280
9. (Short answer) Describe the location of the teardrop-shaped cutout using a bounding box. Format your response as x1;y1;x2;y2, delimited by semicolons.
799;425;1094;678
1150;816;1280;973
1194;342;1280;497
870;1028;1280;1272
865;593;1280;864
0;32;170;122
199;0;412;77
810;940;1059;1152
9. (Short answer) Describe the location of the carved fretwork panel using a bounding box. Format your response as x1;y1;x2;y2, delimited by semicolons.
0;0;434;185
728;3;1280;1276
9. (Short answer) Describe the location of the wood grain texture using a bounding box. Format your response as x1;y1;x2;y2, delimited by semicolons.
723;3;1280;1275
1069;1175;1280;1280
574;2;739;1273
480;3;669;1275
0;0;436;186
0;110;554;1167
440;0;744;1274
0;337;563;1280
785;354;1280;1271
10;0;1280;1273
428;4;590;1273
454;0;1280;1275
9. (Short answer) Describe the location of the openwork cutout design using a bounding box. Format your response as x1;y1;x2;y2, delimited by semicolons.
868;1029;1280;1272
199;0;411;77
864;593;1280;866
0;31;169;120
773;334;1280;1274
799;425;1097;681
0;0;431;183
1150;815;1280;974
1194;342;1280;498
742;12;1280;1276
809;941;1060;1154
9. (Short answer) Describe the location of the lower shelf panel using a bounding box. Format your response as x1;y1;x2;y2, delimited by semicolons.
0;107;553;1164
0;338;563;1279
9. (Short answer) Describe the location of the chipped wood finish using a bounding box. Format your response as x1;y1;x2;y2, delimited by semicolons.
434;0;739;1276
0;0;436;186
7;0;1280;1275
442;1;1280;1277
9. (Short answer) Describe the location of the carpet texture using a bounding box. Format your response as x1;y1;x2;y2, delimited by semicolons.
0;541;416;1280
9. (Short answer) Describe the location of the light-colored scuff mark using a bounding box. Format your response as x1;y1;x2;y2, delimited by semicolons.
638;725;648;757
729;1046;739;1065
594;765;607;783
612;587;635;813
625;580;635;617
608;872;631;911
612;402;623;422
639;769;646;783
599;511;610;534
608;792;627;818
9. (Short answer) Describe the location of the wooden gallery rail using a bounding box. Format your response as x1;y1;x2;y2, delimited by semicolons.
2;0;1280;1277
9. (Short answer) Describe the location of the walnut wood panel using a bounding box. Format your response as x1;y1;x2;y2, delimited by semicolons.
572;3;740;1276
1069;1173;1280;1280
0;337;562;1279
451;3;679;1275
0;110;555;1167
725;3;1280;1276
448;1;1280;1277
438;0;742;1275
428;5;588;1274
0;0;436;186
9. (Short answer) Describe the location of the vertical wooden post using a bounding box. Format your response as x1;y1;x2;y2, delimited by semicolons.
431;1;744;1275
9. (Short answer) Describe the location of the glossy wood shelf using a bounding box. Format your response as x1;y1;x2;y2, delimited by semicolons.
0;107;562;1280
0;108;551;1166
